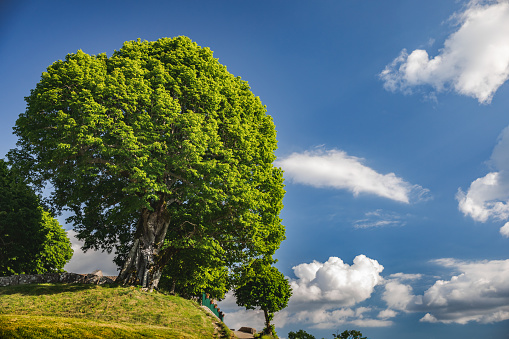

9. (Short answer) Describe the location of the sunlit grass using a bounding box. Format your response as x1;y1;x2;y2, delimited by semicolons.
0;283;226;338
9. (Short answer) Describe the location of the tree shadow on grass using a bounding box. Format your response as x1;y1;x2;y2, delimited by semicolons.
0;283;119;296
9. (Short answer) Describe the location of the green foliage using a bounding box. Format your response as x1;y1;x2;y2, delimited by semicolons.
158;238;229;299
0;160;73;276
254;334;278;339
332;330;367;339
288;329;316;339
235;260;292;335
10;36;285;288
234;260;292;313
33;210;74;273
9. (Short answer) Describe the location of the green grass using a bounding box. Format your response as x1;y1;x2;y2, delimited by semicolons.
0;283;230;338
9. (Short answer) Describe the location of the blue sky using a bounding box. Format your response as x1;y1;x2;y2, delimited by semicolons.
2;1;509;338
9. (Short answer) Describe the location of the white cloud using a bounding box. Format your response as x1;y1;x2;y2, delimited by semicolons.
378;309;398;319
290;255;384;307
280;307;393;329
276;149;428;203
420;313;438;323
64;230;119;276
380;0;509;103
500;222;509;237
382;259;509;324
280;256;390;329
382;279;422;312
221;256;509;329
222;256;509;329
457;172;509;222
457;126;509;234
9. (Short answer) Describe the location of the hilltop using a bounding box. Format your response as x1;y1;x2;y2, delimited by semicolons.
0;283;232;338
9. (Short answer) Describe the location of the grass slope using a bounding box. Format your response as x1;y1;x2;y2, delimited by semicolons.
0;283;230;338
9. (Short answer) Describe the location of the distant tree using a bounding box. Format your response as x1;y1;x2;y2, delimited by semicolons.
33;209;74;273
0;159;73;276
10;36;285;291
288;329;316;339
235;260;292;336
332;330;367;339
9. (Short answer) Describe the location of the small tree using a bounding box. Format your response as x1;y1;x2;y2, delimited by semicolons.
234;260;292;336
0;159;73;276
288;329;316;339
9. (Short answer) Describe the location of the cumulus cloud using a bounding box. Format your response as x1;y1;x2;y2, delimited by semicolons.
222;256;509;330
279;256;391;329
382;279;422;312
276;149;429;203
290;255;384;306
380;0;509;103
64;230;119;276
500;222;509;237
378;309;398;319
382;258;509;324
457;126;509;235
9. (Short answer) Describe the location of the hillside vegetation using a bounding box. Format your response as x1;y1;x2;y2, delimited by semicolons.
0;283;231;338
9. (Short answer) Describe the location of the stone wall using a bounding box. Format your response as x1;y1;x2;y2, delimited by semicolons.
0;270;116;287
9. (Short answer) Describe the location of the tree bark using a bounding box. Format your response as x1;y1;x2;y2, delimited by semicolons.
116;201;171;291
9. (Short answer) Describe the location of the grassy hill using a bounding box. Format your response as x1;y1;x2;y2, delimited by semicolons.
0;283;232;338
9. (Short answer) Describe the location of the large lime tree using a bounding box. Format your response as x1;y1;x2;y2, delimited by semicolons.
11;37;285;290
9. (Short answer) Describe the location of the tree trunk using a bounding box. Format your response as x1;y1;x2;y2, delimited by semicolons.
116;201;171;291
170;279;176;295
263;309;273;335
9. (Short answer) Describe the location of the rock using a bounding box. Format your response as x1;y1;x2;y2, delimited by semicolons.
238;327;257;334
90;270;103;276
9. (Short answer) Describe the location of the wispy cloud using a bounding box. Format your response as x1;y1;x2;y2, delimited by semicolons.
457;126;509;236
380;0;509;103
276;149;429;203
354;209;407;229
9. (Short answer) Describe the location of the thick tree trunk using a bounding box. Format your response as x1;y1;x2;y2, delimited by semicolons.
116;202;171;291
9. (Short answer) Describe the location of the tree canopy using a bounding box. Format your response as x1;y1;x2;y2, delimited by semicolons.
235;260;292;335
332;330;367;339
11;36;285;290
288;329;316;339
158;238;229;299
0;159;73;276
